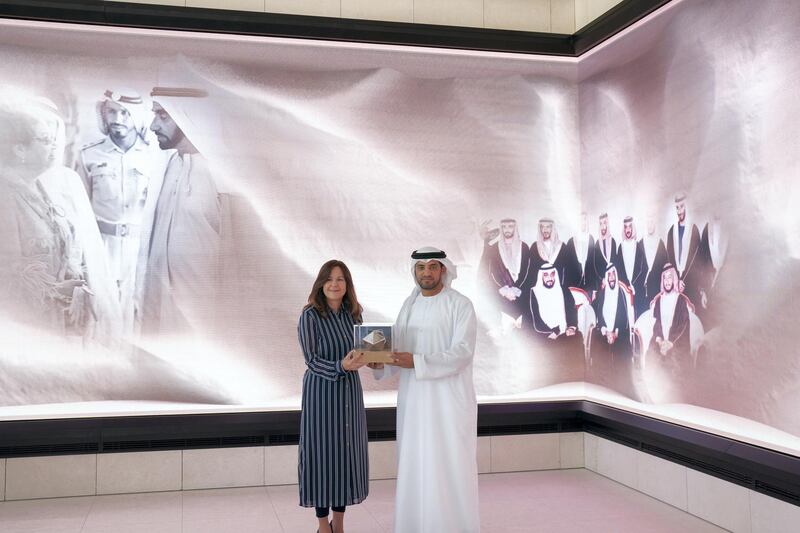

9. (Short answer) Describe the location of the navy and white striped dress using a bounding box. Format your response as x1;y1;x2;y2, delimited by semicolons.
298;304;369;508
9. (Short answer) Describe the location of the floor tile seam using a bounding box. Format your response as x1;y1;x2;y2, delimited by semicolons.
360;495;391;532
265;484;292;533
258;484;284;527
590;469;729;529
179;484;184;532
79;492;97;532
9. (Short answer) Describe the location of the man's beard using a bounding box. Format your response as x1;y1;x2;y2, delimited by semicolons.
543;279;555;288
157;129;185;150
109;125;134;144
608;279;616;289
417;277;439;290
503;231;514;239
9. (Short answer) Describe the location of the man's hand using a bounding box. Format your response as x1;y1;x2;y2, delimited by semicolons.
54;279;87;301
606;331;617;344
367;362;384;370
565;326;576;337
660;340;673;356
342;350;366;371
390;352;414;368
700;289;708;309
548;332;559;340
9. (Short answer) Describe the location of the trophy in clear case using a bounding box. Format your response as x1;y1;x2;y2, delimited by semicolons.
353;323;394;363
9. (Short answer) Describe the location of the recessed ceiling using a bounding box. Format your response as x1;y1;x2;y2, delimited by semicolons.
0;0;673;56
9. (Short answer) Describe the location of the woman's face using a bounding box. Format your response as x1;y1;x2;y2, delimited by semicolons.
322;266;347;306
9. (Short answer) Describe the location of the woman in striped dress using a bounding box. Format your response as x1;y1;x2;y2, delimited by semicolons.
298;260;369;533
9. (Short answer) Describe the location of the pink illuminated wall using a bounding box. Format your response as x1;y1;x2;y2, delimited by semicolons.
0;0;798;454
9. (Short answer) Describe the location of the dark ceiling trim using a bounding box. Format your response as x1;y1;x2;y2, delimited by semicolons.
0;0;672;57
572;0;673;55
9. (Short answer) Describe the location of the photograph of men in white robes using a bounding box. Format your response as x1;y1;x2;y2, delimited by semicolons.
140;87;222;336
641;212;668;318
479;218;532;331
589;263;636;397
529;217;579;289
616;216;647;316
373;246;479;533
528;263;578;343
589;212;620;297
566;211;594;292
665;193;712;314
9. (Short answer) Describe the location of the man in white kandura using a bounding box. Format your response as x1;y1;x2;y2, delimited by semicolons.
372;246;479;533
140;86;221;336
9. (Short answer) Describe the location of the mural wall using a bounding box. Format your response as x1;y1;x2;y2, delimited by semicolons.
0;0;798;452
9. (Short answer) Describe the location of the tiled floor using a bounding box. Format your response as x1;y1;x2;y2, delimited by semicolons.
0;469;724;532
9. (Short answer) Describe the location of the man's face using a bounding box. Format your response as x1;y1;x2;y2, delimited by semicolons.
676;201;686;223
415;261;444;291
542;270;556;288
608;269;617;289
646;215;656;236
540;223;553;241
663;270;674;292
103;101;135;142
624;221;634;239
501;221;516;239
599;217;608;237
150;102;185;150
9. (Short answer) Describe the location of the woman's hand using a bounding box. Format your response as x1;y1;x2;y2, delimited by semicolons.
341;350;366;371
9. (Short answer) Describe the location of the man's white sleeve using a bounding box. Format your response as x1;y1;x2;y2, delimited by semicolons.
372;364;399;381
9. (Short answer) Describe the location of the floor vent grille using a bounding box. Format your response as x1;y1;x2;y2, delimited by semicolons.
478;423;560;436
0;442;99;456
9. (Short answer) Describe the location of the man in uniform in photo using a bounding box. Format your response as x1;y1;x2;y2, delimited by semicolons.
666;193;711;312
140;86;222;335
641;212;668;317
75;88;164;337
589;212;619;298
482;218;532;330
617;216;647;319
566;211;594;292
528;263;579;343
529;217;579;290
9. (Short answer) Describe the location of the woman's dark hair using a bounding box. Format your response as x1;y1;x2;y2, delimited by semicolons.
305;259;363;321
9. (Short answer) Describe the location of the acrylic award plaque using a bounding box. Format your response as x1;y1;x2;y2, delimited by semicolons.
353;323;394;363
